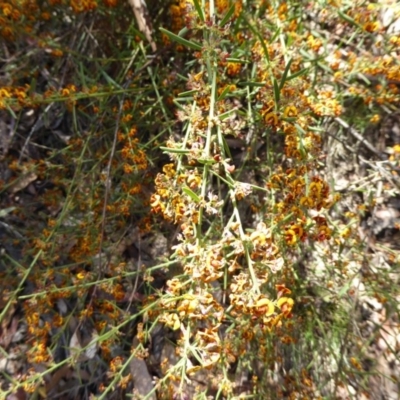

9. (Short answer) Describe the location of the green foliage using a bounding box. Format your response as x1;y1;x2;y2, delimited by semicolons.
0;0;399;399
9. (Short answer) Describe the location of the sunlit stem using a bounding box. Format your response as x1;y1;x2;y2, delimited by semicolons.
232;198;260;293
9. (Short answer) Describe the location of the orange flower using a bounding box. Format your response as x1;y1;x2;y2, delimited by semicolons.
226;62;241;77
110;356;123;373
103;0;118;6
123;163;134;174
276;284;291;298
316;224;331;241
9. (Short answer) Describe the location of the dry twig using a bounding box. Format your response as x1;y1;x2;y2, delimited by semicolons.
127;0;157;52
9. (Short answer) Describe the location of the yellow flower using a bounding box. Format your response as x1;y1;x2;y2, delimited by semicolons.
76;271;86;280
161;313;181;330
309;181;323;199
0;88;11;98
187;173;202;189
255;297;275;316
392;144;400;154
264;112;279;127
178;294;198;316
340;227;351;238
166;278;184;295
277;297;294;317
363;21;380;33
162;163;176;178
283;105;298;118
285;228;297;245
300;196;314;208
2;4;12;16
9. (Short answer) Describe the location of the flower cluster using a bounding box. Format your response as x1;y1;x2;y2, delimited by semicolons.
151;1;300;383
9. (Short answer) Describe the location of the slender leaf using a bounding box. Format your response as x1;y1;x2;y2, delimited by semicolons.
243;16;270;64
159;27;202;51
226;58;247;63
178;27;189;37
217;85;232;101
192;0;205;22
356;73;371;85
99;68;123;89
337;10;362;29
6;105;17;118
272;76;280;104
279;58;293;91
177;90;199;97
172;100;186;111
239;81;266;87
219;108;238;120
270;27;281;43
295;123;306;135
160;146;190;154
285;67;309;81
299;49;315;60
183;186;201;203
29;77;37;96
316;61;333;73
220;3;235;27
174;97;194;102
0;207;16;218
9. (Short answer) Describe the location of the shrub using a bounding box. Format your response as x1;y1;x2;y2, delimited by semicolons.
0;0;399;399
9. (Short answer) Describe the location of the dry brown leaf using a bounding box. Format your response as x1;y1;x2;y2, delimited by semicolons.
45;364;73;395
8;171;37;194
6;387;27;400
69;329;99;363
0;300;17;349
